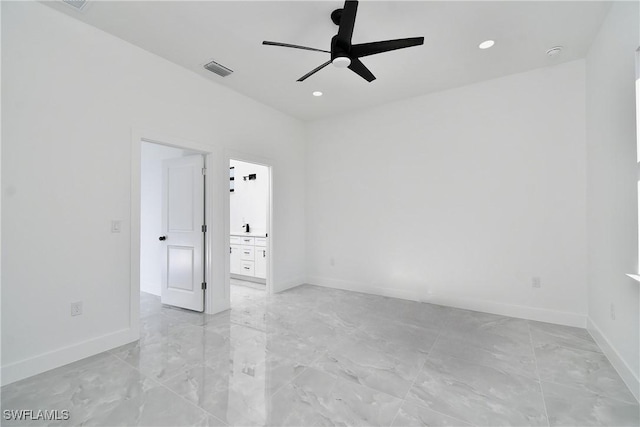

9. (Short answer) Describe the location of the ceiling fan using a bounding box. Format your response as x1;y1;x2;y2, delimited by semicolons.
262;0;424;83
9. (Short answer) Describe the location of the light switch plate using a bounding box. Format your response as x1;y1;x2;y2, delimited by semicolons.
111;220;122;233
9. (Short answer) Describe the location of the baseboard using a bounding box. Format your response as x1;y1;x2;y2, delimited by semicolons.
587;317;640;402
1;327;138;387
307;276;586;328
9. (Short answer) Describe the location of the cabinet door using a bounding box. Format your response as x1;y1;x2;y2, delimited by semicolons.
255;247;267;279
230;244;242;274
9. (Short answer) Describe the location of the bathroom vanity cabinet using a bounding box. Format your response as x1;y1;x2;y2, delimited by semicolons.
230;234;267;279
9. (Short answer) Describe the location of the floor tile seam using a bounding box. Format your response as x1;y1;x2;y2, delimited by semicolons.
160;314;208;330
227;322;267;335
396;328;448;420
538;378;640;406
442;327;534;349
300;350;417;402
531;340;605;356
268;351;329;399
107;346;196;388
202;321;234;333
429;331;538;366
158;361;209;385
527;322;602;347
163;353;312;425
161;317;209;332
529;328;597;343
396;398;474;427
390;358;425;427
134;329;195;350
397;327;443;402
527;321;551;427
162;314;209;328
427;348;540;384
138;325;215;351
228;321;268;335
145;374;229;427
108;350;228;426
368;320;444;339
389;331;466;427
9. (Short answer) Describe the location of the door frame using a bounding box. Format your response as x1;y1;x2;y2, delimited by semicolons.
131;129;222;338
225;150;274;298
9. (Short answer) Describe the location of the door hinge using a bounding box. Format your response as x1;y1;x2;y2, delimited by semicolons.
201;282;207;290
202;225;207;232
202;167;207;175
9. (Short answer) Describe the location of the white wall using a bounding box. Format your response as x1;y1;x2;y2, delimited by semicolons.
585;1;640;400
140;143;196;296
1;2;306;385
230;159;268;235
306;60;587;326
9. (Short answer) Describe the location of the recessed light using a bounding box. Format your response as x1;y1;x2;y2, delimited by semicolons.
546;46;563;56
478;40;495;50
312;91;323;97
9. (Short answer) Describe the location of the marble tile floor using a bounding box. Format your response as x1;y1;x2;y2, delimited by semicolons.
2;284;638;427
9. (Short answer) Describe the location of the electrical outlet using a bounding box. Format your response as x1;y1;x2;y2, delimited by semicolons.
71;301;83;316
532;277;541;288
610;303;616;320
330;257;335;267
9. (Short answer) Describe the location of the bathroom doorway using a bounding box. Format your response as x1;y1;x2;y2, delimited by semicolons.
228;158;271;309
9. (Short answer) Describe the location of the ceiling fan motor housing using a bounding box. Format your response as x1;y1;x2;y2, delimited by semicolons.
331;8;343;26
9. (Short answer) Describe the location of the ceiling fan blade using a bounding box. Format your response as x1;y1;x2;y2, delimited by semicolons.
348;58;375;82
297;60;332;82
262;41;330;54
351;37;424;58
336;1;358;46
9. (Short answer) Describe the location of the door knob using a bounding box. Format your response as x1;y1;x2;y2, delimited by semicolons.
159;236;167;241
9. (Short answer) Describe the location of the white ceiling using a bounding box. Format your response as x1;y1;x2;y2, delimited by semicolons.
45;1;611;121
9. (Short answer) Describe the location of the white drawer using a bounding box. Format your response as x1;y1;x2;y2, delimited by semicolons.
255;237;267;247
239;236;255;245
240;245;254;261
230;236;243;245
240;261;254;275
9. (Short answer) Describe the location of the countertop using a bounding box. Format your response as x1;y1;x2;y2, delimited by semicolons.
231;232;267;238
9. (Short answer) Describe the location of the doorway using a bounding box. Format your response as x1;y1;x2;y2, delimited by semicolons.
228;158;271;308
140;141;208;313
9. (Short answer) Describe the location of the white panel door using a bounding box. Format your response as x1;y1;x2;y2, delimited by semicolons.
161;155;205;311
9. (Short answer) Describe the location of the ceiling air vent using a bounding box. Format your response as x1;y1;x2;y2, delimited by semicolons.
62;0;88;11
203;60;233;78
